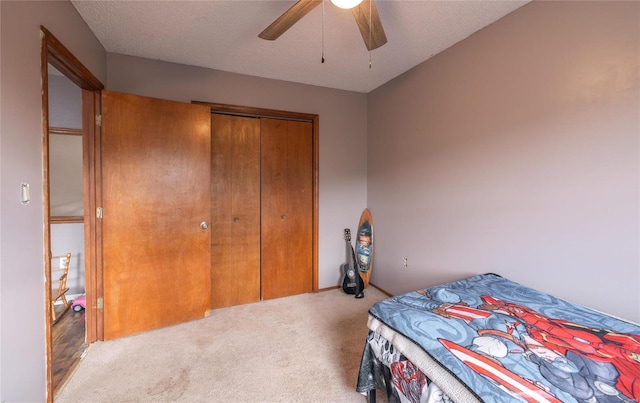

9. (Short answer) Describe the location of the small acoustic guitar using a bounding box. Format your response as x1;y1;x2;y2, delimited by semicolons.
341;229;364;298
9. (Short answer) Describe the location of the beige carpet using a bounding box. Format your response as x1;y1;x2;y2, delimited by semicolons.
56;287;388;402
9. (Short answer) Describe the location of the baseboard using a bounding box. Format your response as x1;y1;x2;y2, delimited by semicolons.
318;283;392;297
318;285;341;292
369;283;393;297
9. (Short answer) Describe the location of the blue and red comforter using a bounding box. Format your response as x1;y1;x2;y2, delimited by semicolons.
365;273;640;403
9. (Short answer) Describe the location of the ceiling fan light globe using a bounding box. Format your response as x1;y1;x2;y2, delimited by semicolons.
330;0;364;10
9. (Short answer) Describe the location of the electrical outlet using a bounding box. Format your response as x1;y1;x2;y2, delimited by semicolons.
402;257;408;268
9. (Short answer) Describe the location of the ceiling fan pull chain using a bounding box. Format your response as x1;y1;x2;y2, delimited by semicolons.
321;0;326;63
369;0;372;69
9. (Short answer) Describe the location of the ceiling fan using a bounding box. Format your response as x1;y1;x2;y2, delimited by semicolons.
258;0;387;51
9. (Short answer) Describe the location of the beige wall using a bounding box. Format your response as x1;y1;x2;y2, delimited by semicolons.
367;1;640;322
0;1;106;400
106;53;369;290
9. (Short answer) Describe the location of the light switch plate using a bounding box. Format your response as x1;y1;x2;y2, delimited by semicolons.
20;183;30;205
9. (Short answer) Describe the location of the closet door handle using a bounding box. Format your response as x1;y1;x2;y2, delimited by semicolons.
281;215;287;220
200;222;209;230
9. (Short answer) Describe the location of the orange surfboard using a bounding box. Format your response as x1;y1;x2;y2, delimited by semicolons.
356;208;373;287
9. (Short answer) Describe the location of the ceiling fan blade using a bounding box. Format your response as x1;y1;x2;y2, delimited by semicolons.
352;0;387;51
259;0;322;41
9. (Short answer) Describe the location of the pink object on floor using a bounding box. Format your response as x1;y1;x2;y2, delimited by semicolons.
71;295;86;312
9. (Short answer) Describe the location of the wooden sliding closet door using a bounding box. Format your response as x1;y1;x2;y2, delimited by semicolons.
211;114;261;308
261;118;313;300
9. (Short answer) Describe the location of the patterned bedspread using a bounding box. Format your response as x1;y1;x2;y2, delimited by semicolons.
358;328;459;403
358;273;640;403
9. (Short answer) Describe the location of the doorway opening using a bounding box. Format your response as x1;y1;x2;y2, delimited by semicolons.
48;77;86;390
41;26;104;402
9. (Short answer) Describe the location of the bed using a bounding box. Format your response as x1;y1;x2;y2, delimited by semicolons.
356;273;640;403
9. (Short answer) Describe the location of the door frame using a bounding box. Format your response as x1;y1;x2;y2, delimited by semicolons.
41;26;104;402
194;102;319;292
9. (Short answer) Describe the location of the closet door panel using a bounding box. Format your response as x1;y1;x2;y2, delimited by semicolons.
260;121;288;300
211;114;261;308
261;118;313;300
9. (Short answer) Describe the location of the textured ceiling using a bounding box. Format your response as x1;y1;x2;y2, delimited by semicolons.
71;0;529;93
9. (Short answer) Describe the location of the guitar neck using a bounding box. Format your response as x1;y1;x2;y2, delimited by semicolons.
344;229;352;264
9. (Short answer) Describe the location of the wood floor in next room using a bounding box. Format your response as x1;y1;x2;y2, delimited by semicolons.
53;305;87;395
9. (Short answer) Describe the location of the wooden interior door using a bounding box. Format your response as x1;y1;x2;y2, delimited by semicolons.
261;118;313;300
101;90;212;340
211;114;261;308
